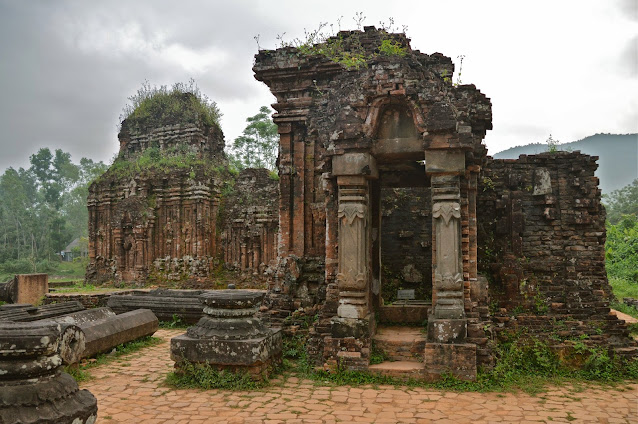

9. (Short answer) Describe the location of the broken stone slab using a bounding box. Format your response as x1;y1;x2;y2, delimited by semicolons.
107;289;204;323
47;307;116;326
22;301;86;322
0;320;98;423
80;308;159;359
0;301;86;322
171;290;281;379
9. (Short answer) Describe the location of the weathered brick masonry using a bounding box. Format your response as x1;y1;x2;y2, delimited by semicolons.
478;152;636;354
253;26;636;378
87;96;279;287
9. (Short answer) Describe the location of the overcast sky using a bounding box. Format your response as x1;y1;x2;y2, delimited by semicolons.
0;0;636;172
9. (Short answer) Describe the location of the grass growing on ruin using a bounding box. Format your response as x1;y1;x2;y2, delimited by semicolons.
65;336;163;383
119;80;221;131
279;332;638;395
165;361;266;391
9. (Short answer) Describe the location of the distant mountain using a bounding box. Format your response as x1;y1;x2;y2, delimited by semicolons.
492;134;638;194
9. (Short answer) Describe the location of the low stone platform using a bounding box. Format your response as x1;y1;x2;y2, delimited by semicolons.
0;301;85;322
369;360;425;379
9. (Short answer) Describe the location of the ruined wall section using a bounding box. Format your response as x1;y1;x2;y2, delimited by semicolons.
118;123;225;160
478;152;636;354
221;168;279;280
87;117;228;285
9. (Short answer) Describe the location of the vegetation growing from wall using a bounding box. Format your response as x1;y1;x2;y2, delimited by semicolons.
269;17;409;70
277;329;638;394
105;144;228;181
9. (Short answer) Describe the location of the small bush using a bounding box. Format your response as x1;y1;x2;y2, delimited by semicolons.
120;79;221;131
165;361;263;390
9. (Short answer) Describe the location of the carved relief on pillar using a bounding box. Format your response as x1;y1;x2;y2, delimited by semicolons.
336;176;370;319
432;200;464;319
426;163;466;320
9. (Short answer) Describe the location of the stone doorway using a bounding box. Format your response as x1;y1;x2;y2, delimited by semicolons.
369;104;432;325
371;165;432;325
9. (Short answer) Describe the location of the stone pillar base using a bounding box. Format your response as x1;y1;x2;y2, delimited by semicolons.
330;314;375;339
171;331;283;381
321;314;375;371
427;317;467;343
424;342;477;382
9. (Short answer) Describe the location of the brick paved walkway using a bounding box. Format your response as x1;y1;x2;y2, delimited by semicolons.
81;329;637;424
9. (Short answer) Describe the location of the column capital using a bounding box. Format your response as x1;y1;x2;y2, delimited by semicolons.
424;150;465;175
332;152;378;179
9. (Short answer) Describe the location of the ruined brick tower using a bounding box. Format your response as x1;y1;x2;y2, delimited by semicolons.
254;27;635;379
86;92;227;284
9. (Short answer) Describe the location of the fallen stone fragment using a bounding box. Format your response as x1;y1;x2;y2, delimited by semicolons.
0;320;97;423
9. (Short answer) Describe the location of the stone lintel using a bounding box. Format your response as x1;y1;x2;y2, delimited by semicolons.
424;342;477;382
427;318;467;343
424;150;465;174
332;153;378;179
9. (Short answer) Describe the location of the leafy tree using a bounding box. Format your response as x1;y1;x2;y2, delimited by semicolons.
603;179;638;224
227;106;278;170
606;214;638;284
0;148;107;272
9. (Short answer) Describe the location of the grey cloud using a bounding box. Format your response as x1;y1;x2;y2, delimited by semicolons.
0;0;285;171
617;0;638;21
618;36;638;78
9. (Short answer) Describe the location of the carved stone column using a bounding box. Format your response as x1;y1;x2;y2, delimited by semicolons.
431;175;464;319
332;153;378;320
425;150;467;342
336;175;368;318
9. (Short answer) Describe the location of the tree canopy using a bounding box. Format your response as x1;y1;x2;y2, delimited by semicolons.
604;178;638;224
227;106;278;171
0;148;107;273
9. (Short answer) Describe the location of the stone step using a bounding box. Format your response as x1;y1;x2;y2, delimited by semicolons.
373;326;426;362
368;360;424;379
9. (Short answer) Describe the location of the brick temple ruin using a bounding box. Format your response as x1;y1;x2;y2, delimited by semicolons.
88;27;636;380
86;97;277;285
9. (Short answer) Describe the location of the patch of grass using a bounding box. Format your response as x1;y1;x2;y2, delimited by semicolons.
159;314;189;329
64;364;93;382
610;299;638;319
165;361;264;391
609;276;638;302
66;336;163;382
369;342;390;365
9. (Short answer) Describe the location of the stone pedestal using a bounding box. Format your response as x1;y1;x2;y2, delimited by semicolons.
171;290;281;379
0;321;98;423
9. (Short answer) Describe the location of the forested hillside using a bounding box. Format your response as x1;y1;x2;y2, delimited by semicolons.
493;133;637;194
0;148;107;279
